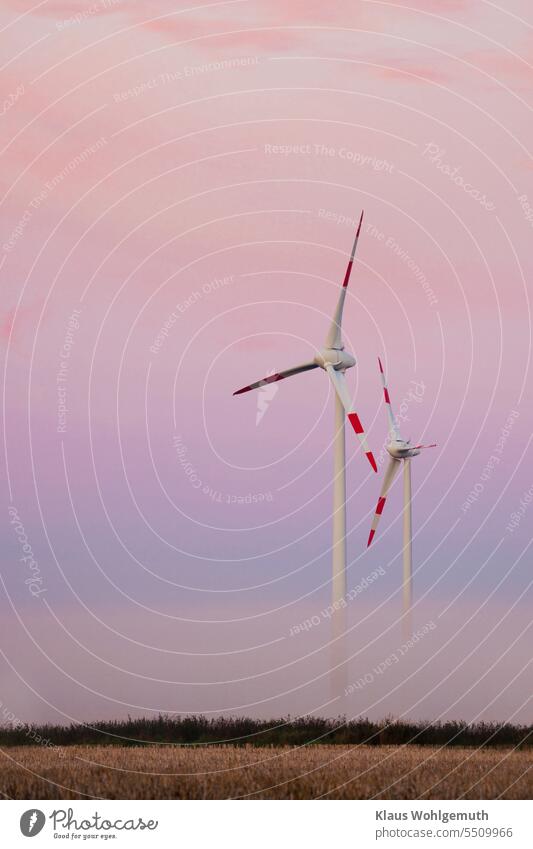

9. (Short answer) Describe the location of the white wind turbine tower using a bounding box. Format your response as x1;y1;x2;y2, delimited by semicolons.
367;357;436;635
233;212;377;691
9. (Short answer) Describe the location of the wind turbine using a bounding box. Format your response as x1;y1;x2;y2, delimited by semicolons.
367;357;435;635
233;211;377;685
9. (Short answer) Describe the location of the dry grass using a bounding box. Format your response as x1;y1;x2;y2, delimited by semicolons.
1;744;531;799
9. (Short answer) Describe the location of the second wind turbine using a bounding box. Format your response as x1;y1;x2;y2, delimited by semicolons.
233;211;377;655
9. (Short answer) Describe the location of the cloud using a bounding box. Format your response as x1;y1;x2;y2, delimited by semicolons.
466;47;533;84
372;61;451;84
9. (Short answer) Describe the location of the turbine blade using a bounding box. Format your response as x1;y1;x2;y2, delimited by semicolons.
367;455;402;546
342;209;364;290
233;361;318;395
403;458;413;635
325;211;364;349
411;443;437;450
326;365;377;472
378;357;401;440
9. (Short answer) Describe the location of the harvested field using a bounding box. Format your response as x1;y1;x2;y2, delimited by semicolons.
1;744;531;799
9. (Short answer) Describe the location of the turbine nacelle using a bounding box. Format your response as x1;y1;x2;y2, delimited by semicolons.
314;347;356;372
387;439;420;460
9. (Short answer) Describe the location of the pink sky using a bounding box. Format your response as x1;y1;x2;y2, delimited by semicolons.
1;0;532;726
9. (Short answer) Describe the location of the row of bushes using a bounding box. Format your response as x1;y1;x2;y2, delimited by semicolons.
0;714;530;748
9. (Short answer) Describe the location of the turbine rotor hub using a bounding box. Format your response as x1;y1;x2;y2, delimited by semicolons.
387;440;420;459
315;347;356;371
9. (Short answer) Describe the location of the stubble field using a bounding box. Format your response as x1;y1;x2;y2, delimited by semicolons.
1;744;531;799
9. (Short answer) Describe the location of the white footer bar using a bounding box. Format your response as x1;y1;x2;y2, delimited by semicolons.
3;800;530;848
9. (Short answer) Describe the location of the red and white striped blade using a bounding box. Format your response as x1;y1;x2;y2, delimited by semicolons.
367;456;402;546
233;361;318;395
325;210;364;349
342;209;364;289
378;356;400;440
326;366;377;472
